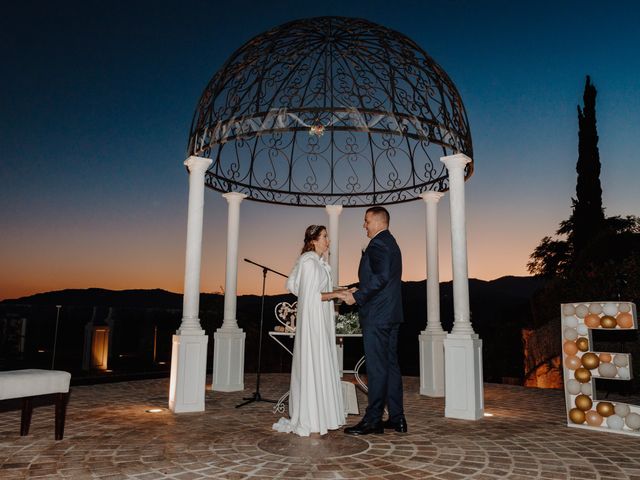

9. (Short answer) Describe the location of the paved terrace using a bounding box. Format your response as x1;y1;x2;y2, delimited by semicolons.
1;374;639;480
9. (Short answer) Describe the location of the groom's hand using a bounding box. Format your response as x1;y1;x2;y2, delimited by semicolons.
343;291;356;305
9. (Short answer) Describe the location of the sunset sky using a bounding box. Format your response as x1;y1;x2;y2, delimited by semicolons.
2;0;639;300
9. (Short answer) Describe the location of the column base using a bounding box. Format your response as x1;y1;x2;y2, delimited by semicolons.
169;333;208;413
419;331;446;397
444;334;484;420
212;327;246;392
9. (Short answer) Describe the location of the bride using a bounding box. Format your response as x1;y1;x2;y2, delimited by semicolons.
273;225;346;436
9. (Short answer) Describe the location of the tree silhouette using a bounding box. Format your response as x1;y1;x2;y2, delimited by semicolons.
528;76;638;278
571;75;605;253
527;76;639;318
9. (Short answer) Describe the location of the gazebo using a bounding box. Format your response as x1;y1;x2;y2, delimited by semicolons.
169;16;483;420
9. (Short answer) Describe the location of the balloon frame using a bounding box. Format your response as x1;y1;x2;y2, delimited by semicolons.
561;301;639;436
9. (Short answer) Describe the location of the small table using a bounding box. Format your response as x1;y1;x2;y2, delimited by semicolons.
268;331;366;414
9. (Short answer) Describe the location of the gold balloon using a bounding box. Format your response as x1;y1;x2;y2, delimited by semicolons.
569;408;586;424
581;352;600;370
574;367;591;383
576;337;589;352
596;402;614;417
575;394;593;411
600;315;617;328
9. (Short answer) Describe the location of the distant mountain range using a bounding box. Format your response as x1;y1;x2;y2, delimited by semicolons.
1;276;546;382
2;276;544;309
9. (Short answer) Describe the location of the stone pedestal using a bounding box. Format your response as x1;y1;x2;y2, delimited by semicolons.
443;335;484;420
169;334;208;412
212;329;246;391
419;331;446;396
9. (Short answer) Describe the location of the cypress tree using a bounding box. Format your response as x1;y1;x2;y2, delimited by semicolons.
570;75;605;254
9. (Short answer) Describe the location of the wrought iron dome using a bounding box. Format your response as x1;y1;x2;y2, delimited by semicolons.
188;16;473;207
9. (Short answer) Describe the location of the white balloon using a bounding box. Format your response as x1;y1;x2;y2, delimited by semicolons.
603;303;618;316
564;316;578;328
614;403;631;418
563;304;576;316
617;367;630;379
588;303;603;314
580;383;592;396
563;328;578;341
607;414;624;430
576;324;588;336
614;355;629;367
575;304;589;318
618;303;631;313
567;379;581;395
598;363;618;378
625;412;640;430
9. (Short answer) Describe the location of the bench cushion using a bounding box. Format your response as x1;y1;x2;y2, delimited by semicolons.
0;369;71;400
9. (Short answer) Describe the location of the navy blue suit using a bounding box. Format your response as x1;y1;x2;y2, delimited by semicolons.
353;229;404;423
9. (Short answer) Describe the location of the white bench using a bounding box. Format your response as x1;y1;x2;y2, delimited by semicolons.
0;369;71;440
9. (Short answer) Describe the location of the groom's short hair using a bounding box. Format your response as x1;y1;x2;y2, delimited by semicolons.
366;206;390;225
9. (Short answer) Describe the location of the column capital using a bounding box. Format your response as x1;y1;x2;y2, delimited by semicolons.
440;153;472;171
420;191;445;203
222;191;248;204
325;204;344;215
184;155;212;173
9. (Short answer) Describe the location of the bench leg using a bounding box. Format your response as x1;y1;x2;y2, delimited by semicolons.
21;397;33;436
55;392;69;440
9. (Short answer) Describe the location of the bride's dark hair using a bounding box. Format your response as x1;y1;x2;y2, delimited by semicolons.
301;225;326;254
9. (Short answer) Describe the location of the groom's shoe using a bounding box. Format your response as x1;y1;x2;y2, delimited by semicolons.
344;419;384;435
382;416;408;433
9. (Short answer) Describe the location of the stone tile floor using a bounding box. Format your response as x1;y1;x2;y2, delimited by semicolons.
1;374;640;479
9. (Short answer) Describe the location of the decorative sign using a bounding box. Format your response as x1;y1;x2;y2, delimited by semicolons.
561;302;639;435
274;301;297;332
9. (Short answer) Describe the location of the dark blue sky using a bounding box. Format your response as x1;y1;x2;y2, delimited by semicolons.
2;0;639;298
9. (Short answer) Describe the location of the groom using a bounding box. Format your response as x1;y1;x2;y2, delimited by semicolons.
342;206;407;435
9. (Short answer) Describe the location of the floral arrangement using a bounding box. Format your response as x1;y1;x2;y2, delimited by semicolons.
309;124;325;136
336;311;361;334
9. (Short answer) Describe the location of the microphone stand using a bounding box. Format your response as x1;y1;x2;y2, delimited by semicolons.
236;258;288;408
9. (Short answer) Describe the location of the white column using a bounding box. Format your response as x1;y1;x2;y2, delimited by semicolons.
169;155;211;413
441;153;484;420
418;191;446;397
212;191;247;392
325;205;343;288
326;204;343;371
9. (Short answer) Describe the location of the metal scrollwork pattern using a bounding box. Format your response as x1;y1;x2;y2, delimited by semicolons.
189;16;473;207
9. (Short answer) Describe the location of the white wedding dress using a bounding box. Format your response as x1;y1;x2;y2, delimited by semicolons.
273;251;346;436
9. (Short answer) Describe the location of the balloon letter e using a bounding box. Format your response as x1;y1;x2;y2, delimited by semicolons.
561;302;639;435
